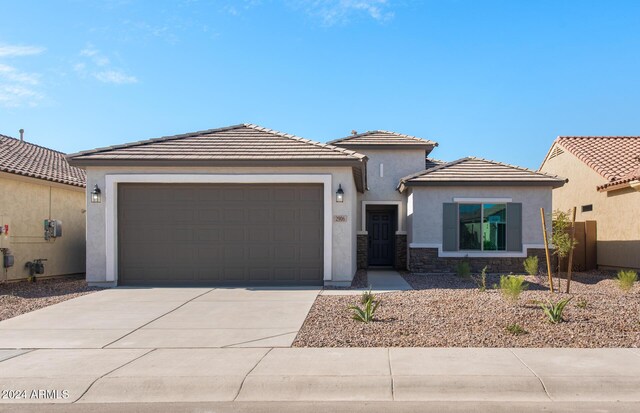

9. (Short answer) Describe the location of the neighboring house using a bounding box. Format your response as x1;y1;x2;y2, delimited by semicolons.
67;124;565;287
539;136;640;270
0;133;87;282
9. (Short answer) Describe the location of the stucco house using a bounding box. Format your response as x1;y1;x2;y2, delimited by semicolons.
67;124;565;287
0;132;87;282
539;136;640;270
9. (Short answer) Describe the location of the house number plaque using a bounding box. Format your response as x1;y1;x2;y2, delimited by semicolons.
334;215;348;222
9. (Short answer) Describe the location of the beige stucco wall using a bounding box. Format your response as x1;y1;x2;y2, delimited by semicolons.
84;166;358;285
540;147;640;270
355;148;426;232
408;185;552;248
0;172;86;281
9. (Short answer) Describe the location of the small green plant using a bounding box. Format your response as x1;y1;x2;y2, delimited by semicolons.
361;288;376;304
523;256;539;276
472;266;488;292
499;275;529;302
506;323;528;336
456;260;471;278
616;270;638;293
575;297;588;309
538;297;573;323
349;297;380;323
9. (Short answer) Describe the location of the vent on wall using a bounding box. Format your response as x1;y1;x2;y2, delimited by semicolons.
548;145;564;160
581;204;593;212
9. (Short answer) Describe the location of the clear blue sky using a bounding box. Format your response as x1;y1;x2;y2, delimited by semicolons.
1;0;639;169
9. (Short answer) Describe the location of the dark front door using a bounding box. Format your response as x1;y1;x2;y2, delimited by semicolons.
367;210;394;266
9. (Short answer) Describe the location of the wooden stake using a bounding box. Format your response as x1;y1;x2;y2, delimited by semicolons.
566;206;577;293
540;208;554;292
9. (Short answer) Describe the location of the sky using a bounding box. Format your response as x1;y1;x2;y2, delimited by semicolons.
1;0;639;169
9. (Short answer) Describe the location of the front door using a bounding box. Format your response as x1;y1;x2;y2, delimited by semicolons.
367;210;394;266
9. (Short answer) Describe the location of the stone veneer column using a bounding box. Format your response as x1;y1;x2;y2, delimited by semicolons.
394;234;407;270
357;234;368;269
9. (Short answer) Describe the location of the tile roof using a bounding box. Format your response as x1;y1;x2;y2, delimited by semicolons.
551;136;640;191
328;130;438;147
0;134;86;187
398;157;566;191
425;157;445;170
67;124;366;164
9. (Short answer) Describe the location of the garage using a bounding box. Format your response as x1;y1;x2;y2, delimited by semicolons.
118;183;324;286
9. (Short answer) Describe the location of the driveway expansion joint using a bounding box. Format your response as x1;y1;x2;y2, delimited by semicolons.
509;348;553;401
101;288;216;349
233;347;273;401
72;348;156;404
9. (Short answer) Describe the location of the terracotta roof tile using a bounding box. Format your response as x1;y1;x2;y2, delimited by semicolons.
553;136;640;190
329;130;438;147
68;124;366;163
399;157;566;190
0;134;86;187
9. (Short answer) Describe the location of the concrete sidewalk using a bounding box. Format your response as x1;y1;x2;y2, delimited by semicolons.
322;269;412;295
1;347;640;405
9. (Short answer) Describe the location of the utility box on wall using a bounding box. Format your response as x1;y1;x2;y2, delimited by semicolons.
0;215;10;249
44;219;62;240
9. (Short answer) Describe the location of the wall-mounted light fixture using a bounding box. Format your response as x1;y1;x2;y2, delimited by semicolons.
91;184;102;203
336;184;344;203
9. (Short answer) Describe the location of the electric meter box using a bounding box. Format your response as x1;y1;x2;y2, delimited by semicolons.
0;215;10;248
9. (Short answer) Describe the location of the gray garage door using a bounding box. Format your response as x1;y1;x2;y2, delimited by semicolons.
118;183;324;286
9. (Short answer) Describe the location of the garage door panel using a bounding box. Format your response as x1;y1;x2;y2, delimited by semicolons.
118;183;323;286
247;227;271;242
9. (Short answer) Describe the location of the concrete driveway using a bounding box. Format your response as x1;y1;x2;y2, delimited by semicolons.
0;286;320;349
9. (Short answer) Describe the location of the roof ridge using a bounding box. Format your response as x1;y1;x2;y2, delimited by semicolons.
399;156;566;189
242;124;365;160
464;156;566;180
68;123;366;161
0;133;67;155
328;129;437;146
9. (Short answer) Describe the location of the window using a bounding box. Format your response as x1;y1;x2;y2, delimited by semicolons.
459;203;506;251
581;204;593;212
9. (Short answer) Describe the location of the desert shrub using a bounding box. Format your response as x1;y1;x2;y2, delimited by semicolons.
361;288;376;304
499;275;529;302
472;266;488;292
616;270;638;293
538;297;572;323
456;260;471;278
551;210;578;270
575;297;588;309
349;297;380;323
506;323;528;336
523;256;539;276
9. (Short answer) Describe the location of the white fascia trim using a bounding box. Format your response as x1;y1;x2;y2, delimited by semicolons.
408;243;546;258
453;197;513;203
105;174;333;283
361;200;404;232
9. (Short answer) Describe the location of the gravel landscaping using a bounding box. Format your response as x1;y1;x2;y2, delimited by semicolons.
294;271;640;348
0;277;102;321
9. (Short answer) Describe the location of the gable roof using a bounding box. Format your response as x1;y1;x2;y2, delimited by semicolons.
67;123;368;191
0;134;86;188
328;130;438;148
68;124;365;163
542;136;640;191
398;157;566;192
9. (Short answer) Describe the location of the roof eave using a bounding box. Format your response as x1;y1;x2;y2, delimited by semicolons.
401;180;567;189
597;179;640;192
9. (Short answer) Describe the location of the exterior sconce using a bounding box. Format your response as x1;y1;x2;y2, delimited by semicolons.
91;184;102;203
336;184;344;203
